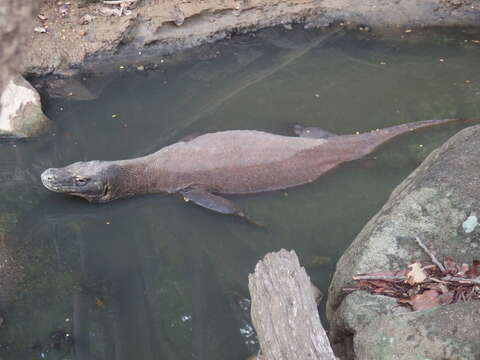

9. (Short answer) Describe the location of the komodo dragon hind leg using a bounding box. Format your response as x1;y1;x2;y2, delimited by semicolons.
293;125;337;139
180;186;265;228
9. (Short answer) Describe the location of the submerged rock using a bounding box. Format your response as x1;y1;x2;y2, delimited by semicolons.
0;75;52;138
327;124;480;359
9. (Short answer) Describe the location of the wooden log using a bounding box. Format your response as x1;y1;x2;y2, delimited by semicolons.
248;249;336;360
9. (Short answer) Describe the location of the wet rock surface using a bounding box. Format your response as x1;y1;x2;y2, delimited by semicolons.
24;0;480;76
0;75;52;138
327;124;480;359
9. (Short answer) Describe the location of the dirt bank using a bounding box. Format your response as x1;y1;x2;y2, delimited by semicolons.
23;0;480;76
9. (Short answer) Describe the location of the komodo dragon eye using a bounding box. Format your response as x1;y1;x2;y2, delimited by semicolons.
74;176;89;185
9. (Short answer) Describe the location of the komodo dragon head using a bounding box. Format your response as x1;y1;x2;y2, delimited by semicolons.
41;161;119;202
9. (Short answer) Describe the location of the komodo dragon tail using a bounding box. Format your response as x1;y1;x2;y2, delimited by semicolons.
352;117;480;158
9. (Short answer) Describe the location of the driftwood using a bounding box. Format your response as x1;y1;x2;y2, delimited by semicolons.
248;249;335;360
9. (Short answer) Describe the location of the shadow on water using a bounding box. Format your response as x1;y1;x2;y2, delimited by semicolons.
2;25;480;359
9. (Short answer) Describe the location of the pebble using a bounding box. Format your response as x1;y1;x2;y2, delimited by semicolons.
79;14;93;25
34;26;47;33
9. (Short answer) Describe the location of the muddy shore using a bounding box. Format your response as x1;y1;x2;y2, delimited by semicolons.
24;0;480;76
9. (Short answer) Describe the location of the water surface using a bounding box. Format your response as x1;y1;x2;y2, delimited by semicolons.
1;26;480;359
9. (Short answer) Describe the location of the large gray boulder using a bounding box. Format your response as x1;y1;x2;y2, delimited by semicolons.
0;75;52;138
327;124;480;359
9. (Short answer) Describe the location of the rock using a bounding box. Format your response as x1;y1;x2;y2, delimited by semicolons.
33;26;47;33
43;77;99;100
100;7;123;17
355;301;480;360
0;75;52;138
79;14;93;25
327;124;480;359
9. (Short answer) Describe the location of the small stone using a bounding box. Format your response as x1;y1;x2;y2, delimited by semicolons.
79;14;93;25
34;26;47;33
136;65;145;71
283;23;293;30
38;14;48;21
173;17;184;26
100;7;123;17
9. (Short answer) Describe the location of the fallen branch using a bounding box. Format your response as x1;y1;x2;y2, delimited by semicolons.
349;236;480;311
414;236;446;272
352;275;406;281
442;276;480;285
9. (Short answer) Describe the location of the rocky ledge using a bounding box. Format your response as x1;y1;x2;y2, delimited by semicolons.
24;0;480;75
327;124;480;359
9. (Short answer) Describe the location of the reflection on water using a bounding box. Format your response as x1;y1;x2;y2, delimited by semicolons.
1;26;480;359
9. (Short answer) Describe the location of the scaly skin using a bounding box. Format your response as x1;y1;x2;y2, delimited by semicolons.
41;118;476;203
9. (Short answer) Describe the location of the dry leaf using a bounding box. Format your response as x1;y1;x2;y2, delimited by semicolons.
95;297;106;309
426;283;449;294
405;290;440;311
466;260;480;278
406;262;427;285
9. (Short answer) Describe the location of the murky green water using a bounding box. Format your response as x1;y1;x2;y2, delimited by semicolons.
2;26;480;359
